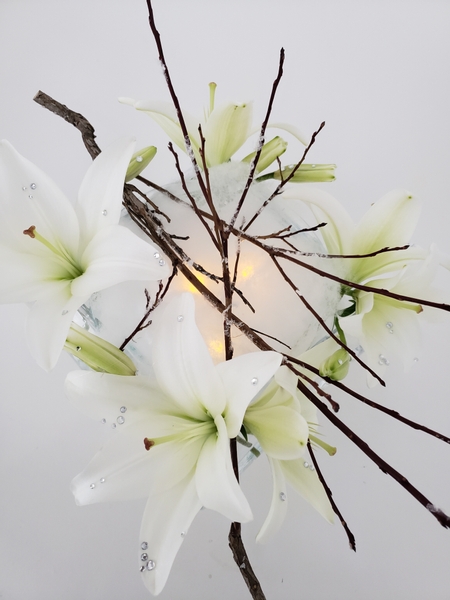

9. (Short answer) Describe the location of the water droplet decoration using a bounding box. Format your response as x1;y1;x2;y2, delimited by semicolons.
141;553;148;561
153;252;160;259
139;566;145;573
101;418;106;424
89;483;95;489
386;321;394;334
177;315;184;322
100;478;105;483
61;310;68;315
251;377;258;385
111;423;116;429
141;542;148;551
117;416;125;425
28;195;33;199
102;210;107;216
30;183;37;190
279;492;286;501
120;406;127;413
378;354;390;366
22;186;27;191
181;531;186;537
158;259;165;267
136;155;143;163
146;560;156;571
309;464;315;471
303;461;309;468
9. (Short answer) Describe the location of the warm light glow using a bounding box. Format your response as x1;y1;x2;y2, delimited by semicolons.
208;339;225;358
240;264;255;279
186;273;206;294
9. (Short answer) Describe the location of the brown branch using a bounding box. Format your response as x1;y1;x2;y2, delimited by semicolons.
229;48;285;229
33;90;101;159
244;121;326;231
228;522;267;600
307;441;356;551
120;266;177;350
272;256;386;385
295;373;450;529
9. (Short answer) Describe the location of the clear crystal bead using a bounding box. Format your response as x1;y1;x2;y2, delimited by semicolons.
136;155;143;162
120;406;127;413
30;183;37;190
141;542;148;551
279;492;286;501
378;354;390;366
153;252;160;259
89;483;95;489
251;377;258;385
141;553;148;561
100;478;105;483
102;210;107;216
146;560;156;571
177;315;184;322
117;416;125;425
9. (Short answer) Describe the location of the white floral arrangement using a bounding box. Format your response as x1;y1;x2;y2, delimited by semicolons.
2;2;450;598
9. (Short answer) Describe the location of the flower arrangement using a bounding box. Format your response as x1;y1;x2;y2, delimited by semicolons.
2;1;450;598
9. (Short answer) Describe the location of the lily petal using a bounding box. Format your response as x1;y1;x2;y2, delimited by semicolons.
352;190;420;256
217;350;282;438
203;102;253;166
281;458;334;523
152;293;226;419
0;140;80;255
131;100;202;161
26;281;80;371
282;187;355;254
72;225;169;298
245;405;309;460
196;415;253;523
139;471;202;596
76;137;136;245
256;457;288;543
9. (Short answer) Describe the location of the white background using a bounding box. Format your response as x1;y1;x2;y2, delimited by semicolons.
1;1;450;599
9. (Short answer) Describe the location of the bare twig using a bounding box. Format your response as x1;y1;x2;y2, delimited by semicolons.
33;90;101;159
243;121;326;231
229;48;285;229
308;441;356;551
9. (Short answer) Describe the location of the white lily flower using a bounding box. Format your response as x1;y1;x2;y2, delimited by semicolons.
120;83;309;168
65;293;281;595
244;364;334;543
283;187;441;378
0;138;169;370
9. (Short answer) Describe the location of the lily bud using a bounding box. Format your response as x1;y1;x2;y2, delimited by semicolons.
275;163;336;182
319;348;350;381
65;323;136;376
125;146;157;182
242;136;288;173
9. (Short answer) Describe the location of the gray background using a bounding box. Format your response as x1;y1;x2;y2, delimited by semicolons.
1;1;450;599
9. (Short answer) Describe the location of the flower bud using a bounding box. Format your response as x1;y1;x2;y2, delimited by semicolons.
65;323;136;376
275;163;336;182
242;136;288;173
319;348;350;381
125;146;157;182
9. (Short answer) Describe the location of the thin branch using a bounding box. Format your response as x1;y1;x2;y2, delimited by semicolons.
272;256;386;385
229;48;285;229
295;373;450;529
308;441;356;551
145;0;210;202
120;266;177;350
243;121;326;231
